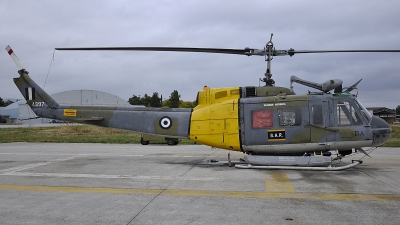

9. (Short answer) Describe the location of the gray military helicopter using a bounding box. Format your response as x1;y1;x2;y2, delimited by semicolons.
5;35;397;170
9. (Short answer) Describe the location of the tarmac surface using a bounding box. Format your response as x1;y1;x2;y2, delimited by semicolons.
0;142;399;225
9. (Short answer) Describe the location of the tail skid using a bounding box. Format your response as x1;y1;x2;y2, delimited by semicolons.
6;46;59;109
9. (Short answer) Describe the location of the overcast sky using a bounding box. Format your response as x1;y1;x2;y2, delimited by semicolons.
1;0;400;109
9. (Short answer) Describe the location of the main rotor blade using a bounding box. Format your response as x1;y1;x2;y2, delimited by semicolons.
55;47;259;56
55;46;400;57
289;49;400;54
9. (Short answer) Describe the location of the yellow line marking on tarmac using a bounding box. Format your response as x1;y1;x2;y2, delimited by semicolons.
1;184;399;202
265;171;295;193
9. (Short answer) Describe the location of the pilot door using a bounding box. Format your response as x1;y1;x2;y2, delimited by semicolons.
308;99;336;144
333;99;369;141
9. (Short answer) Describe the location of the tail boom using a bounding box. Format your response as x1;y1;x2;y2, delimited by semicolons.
6;45;191;139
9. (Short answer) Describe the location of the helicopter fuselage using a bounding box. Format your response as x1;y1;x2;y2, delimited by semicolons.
189;85;391;155
15;69;391;156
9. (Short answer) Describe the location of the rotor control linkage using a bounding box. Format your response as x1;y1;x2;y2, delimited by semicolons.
262;33;275;86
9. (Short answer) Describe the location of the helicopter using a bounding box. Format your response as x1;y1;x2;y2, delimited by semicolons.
5;34;397;170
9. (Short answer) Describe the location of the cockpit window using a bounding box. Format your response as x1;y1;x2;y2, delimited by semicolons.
355;99;372;122
336;101;363;126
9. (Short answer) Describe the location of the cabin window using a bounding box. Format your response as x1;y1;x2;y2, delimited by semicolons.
336;101;362;126
311;105;324;125
252;109;273;128
279;109;302;126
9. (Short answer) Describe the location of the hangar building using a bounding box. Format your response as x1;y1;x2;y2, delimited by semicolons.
0;90;129;124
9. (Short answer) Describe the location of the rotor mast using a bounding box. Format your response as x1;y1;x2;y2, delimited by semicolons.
261;33;275;86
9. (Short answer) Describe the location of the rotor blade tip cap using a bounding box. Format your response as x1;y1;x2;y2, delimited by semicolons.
6;45;13;55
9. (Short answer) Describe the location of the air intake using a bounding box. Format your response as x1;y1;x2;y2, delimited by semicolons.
245;86;256;97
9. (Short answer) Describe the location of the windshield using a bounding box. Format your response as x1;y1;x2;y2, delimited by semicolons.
355;99;372;122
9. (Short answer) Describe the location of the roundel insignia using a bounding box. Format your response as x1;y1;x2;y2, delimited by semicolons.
159;116;172;129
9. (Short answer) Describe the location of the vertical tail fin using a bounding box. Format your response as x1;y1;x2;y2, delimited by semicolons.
6;45;59;109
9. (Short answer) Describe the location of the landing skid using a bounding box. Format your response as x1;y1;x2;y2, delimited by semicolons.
235;160;362;171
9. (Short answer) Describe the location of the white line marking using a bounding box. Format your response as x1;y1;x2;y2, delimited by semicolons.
0;172;216;181
0;157;75;173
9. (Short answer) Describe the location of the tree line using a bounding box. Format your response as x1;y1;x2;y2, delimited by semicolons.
128;90;197;108
0;97;14;107
0;91;195;109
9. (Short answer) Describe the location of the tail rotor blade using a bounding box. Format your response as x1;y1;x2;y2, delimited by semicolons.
5;45;25;70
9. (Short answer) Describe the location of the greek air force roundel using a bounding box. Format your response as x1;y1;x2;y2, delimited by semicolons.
159;116;172;129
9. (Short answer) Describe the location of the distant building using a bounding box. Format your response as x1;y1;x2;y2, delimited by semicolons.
0;90;129;124
367;107;396;124
0;100;43;124
52;90;130;106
